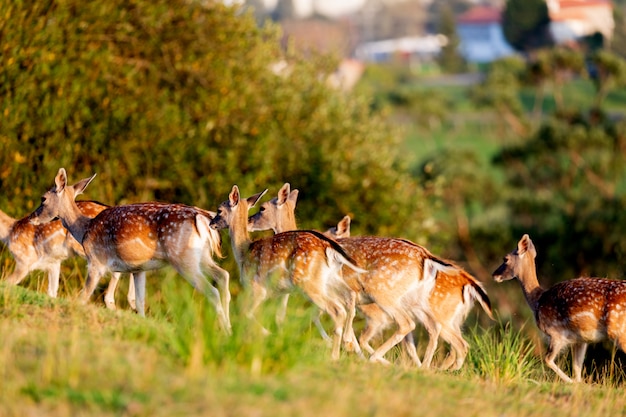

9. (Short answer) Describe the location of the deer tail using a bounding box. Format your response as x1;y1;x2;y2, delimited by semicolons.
464;279;494;321
325;247;367;274
195;213;224;259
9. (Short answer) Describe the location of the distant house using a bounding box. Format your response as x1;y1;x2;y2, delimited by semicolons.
354;35;444;63
547;0;614;45
456;5;516;64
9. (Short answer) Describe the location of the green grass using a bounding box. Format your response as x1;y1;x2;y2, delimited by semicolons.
2;266;626;417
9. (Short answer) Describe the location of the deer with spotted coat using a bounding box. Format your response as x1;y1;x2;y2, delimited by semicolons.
248;183;493;368
1;201;136;310
29;168;231;329
493;234;626;383
325;215;493;370
210;184;366;360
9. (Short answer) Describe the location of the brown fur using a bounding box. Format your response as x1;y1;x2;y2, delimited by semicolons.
493;234;626;382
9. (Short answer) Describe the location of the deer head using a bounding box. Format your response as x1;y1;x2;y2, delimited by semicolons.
492;234;537;283
211;185;267;231
248;182;298;233
31;168;96;225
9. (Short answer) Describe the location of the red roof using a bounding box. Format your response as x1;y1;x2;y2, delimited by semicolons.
458;6;503;24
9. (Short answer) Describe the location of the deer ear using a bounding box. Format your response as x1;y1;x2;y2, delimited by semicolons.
288;189;299;206
72;173;96;196
518;234;536;258
54;168;68;193
337;215;351;236
277;183;290;205
229;185;240;207
248;189;268;208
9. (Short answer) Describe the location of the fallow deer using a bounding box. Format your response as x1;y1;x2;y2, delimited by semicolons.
1;201;135;310
210;185;366;360
493;234;626;383
247;183;331;342
248;183;493;368
29;168;231;330
326;215;493;370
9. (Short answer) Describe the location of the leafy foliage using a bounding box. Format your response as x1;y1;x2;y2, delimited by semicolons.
494;110;626;281
502;0;552;52
0;0;430;240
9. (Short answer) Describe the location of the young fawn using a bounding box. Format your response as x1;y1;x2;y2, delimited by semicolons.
248;183;493;368
326;215;493;370
493;234;626;383
29;168;231;330
1;201;135;309
247;183;331;342
210;185;366;360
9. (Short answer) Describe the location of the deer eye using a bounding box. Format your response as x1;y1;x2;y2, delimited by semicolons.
259;206;265;212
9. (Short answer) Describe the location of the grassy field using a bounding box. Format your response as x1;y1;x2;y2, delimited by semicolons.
4;76;626;416
2;261;626;417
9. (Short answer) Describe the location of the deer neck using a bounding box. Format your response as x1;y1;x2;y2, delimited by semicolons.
0;209;16;243
276;209;297;233
229;204;253;267
516;261;544;312
58;201;92;244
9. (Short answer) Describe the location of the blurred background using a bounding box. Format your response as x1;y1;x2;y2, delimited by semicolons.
2;0;626;332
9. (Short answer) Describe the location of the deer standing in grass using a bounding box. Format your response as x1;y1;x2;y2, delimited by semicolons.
248;183;493;368
1;201;135;309
210;184;366;360
326;215;493;370
29;168;231;329
494;234;626;383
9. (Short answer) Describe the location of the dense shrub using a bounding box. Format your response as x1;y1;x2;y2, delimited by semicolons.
0;0;431;242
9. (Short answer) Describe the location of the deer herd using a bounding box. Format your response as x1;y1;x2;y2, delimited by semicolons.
2;168;626;383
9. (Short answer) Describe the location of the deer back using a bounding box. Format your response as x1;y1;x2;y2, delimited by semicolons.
537;277;626;342
82;202;214;272
245;230;353;295
336;236;436;305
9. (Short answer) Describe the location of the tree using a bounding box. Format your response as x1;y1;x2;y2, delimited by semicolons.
502;0;552;52
436;3;466;74
0;0;432;248
494;111;626;282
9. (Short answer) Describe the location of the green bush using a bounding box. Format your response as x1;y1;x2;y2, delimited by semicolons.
0;0;431;243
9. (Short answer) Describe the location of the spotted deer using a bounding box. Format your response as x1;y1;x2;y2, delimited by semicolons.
493;234;626;383
1;201;135;309
325;215;493;370
247;183;331;342
248;183;493;368
29;168;231;330
210;185;366;360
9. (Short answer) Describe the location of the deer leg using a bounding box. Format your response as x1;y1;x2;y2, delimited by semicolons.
132;272;146;317
400;331;421;367
104;272;121;310
247;280;270;335
440;327;469;371
369;311;416;365
80;264;105;304
313;309;331;343
204;262;231;331
321;300;348;361
127;274;137;311
420;315;442;369
276;294;290;326
45;263;62;298
342;291;363;356
5;263;30;287
571;342;588;383
545;336;573;383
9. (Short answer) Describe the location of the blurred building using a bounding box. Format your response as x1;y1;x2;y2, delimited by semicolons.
547;0;614;46
456;5;516;64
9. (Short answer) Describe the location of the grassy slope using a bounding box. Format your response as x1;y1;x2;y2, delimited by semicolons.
1;276;626;417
